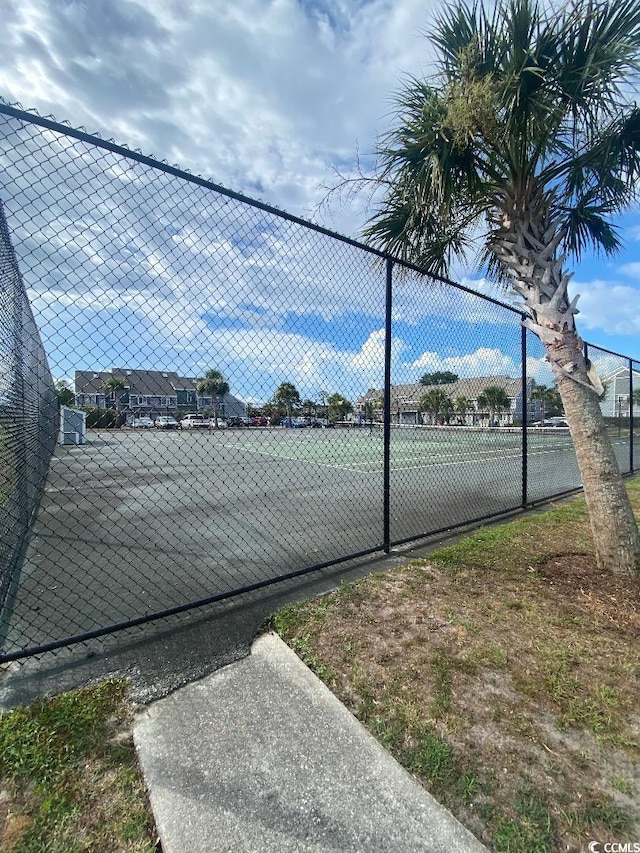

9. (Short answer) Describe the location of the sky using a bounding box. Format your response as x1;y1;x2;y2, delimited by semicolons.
1;0;639;406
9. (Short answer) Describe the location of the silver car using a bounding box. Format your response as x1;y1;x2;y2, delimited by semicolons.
155;415;179;429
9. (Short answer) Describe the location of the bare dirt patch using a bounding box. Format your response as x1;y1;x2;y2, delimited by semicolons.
273;487;640;852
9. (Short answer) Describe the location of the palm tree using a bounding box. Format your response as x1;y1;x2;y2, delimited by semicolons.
530;383;563;423
454;396;472;425
361;0;640;574
420;388;453;425
273;382;301;422
102;375;127;419
196;369;230;429
302;399;316;418
363;399;376;430
477;386;510;426
327;393;353;423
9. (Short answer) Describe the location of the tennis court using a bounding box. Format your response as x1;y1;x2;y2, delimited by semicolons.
2;423;627;659
226;425;575;473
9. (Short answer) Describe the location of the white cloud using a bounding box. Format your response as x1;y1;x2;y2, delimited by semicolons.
3;0;640;396
29;287;393;403
617;262;640;279
0;0;434;231
406;347;554;385
410;346;518;377
574;279;640;336
525;356;553;385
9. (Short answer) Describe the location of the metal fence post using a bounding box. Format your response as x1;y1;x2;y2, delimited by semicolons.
383;258;393;553
629;358;634;474
521;322;528;507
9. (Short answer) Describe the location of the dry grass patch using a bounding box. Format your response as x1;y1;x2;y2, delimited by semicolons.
273;481;640;853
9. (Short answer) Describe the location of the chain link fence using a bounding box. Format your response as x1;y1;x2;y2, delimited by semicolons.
0;102;636;661
0;199;57;624
586;343;637;476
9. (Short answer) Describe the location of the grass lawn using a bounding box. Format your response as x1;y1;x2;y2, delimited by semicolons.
1;483;638;852
0;680;158;852
273;479;640;853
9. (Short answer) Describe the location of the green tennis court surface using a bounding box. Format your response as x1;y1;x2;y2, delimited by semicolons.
228;428;576;473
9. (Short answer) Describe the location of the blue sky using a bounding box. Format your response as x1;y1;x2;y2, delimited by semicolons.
1;0;639;405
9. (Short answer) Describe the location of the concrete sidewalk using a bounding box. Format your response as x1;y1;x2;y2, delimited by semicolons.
133;633;487;853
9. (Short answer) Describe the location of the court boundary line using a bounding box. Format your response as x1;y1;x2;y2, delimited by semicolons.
229;440;579;474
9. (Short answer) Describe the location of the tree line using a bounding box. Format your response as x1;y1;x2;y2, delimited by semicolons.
57;367;637;429
54;374;355;427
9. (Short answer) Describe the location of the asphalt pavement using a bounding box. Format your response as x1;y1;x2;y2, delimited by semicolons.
1;427;585;662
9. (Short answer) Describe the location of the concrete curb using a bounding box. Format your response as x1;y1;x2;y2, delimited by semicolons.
134;632;487;852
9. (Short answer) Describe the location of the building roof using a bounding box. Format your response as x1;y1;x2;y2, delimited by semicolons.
74;368;233;399
356;375;527;407
75;369;185;395
601;365;640;383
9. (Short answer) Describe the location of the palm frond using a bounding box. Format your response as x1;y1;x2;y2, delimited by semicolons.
563;202;622;256
360;0;640;270
547;0;640;123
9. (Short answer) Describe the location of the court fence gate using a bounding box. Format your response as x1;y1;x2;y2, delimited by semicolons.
0;102;637;662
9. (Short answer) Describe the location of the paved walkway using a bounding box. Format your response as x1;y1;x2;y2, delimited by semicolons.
133;632;487;853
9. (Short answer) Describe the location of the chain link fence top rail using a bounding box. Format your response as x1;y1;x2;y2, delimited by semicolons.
0;102;636;661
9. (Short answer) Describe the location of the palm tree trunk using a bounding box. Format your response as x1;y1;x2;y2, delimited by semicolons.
493;194;640;576
547;333;639;576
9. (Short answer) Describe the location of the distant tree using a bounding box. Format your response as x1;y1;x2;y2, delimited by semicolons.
302;399;316;417
420;371;458;387
530;384;563;423
196;369;230;429
102;375;127;417
633;388;640;407
454;396;472;424
54;379;75;408
273;382;301;421
478;387;510;426
363;400;376;425
327;393;353;423
419;388;453;425
81;407;117;429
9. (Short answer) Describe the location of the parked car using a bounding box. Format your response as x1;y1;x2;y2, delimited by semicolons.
532;418;569;428
281;417;306;428
251;416;268;426
226;416;250;428
155;415;179;430
180;414;209;429
130;416;155;429
310;418;334;428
